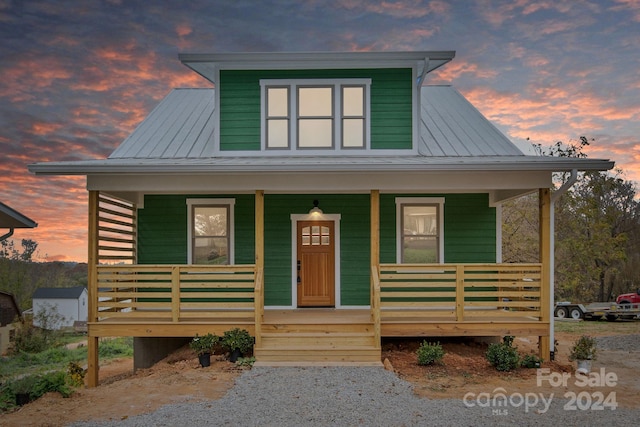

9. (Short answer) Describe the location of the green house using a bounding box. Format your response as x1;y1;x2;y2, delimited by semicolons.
29;51;613;386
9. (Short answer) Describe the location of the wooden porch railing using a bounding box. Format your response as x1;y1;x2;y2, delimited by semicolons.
94;264;257;322
376;263;543;322
371;265;381;346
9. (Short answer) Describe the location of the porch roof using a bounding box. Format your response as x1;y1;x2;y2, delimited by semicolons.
0;201;37;229
28;153;613;175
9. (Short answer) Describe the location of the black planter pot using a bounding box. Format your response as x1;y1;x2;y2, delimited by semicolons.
198;352;211;367
229;348;242;362
15;393;31;406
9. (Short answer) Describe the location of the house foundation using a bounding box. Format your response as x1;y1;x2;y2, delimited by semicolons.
133;337;191;370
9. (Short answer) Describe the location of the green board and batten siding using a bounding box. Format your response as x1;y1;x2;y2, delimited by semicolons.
136;193;496;306
219;69;413;151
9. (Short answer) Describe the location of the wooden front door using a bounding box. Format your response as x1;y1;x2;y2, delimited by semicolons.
297;220;335;307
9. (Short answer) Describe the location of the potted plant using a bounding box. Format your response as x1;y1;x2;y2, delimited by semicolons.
569;335;597;374
190;333;219;367
221;328;254;362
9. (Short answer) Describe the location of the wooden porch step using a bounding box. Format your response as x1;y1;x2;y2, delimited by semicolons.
254;347;381;363
261;323;374;334
260;332;376;347
253;361;383;367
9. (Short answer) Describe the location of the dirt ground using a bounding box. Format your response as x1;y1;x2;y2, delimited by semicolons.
2;322;638;426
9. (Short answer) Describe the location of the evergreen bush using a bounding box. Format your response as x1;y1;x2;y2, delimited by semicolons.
416;341;445;365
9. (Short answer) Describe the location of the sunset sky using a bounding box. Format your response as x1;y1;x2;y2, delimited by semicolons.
1;0;639;263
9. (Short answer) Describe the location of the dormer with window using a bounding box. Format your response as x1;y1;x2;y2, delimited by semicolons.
179;51;455;156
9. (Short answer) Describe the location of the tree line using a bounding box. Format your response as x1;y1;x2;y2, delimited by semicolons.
503;137;640;303
0;239;87;310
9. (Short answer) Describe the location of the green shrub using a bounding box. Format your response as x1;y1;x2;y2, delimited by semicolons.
6;370;74;408
521;354;543;369
486;336;520;371
98;337;134;358
32;371;73;398
235;356;256;367
221;328;254;354
416;341;445;366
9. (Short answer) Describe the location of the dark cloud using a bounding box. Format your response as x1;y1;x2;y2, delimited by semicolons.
0;0;638;261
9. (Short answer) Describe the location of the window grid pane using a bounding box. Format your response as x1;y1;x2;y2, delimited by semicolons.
298;119;333;148
267;119;289;148
298;87;333;117
342;118;364;148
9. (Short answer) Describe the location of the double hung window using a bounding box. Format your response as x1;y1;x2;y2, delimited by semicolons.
187;199;235;265
396;197;444;263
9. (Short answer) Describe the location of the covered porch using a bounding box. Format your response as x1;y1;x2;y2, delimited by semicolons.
88;190;550;386
85;188;552;386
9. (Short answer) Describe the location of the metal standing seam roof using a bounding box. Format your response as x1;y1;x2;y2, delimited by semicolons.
109;88;216;159
420;86;523;157
108;85;524;160
28;85;614;174
32;286;87;300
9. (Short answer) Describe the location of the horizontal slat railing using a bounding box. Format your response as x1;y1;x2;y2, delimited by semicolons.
378;263;542;322
95;264;256;322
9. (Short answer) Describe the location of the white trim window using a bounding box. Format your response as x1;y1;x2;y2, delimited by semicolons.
186;198;235;265
261;78;371;151
395;197;445;263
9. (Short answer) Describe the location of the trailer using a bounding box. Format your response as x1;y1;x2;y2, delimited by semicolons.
554;301;640;321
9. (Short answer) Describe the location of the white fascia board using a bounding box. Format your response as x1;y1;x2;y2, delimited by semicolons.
179;51;456;82
28;157;615;175
87;170;551;194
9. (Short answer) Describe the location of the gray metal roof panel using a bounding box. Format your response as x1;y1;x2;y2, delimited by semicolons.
29;83;614;175
109;89;215;159
32;286;87;300
420;86;523;157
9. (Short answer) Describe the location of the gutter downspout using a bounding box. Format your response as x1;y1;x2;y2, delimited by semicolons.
0;228;14;242
548;169;578;361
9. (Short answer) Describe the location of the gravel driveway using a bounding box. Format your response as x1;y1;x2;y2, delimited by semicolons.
72;335;640;427
72;367;637;427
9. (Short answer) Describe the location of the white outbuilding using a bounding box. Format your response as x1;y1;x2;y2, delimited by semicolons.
32;287;88;329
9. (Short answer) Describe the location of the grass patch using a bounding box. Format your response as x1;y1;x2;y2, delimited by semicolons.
0;337;133;413
0;337;133;382
555;319;640;335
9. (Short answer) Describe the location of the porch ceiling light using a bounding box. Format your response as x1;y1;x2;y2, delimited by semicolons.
309;199;323;215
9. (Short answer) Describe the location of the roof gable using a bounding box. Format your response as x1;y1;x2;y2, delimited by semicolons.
0;201;37;229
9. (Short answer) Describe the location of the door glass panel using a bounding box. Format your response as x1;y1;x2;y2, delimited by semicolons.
302;226;310;246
